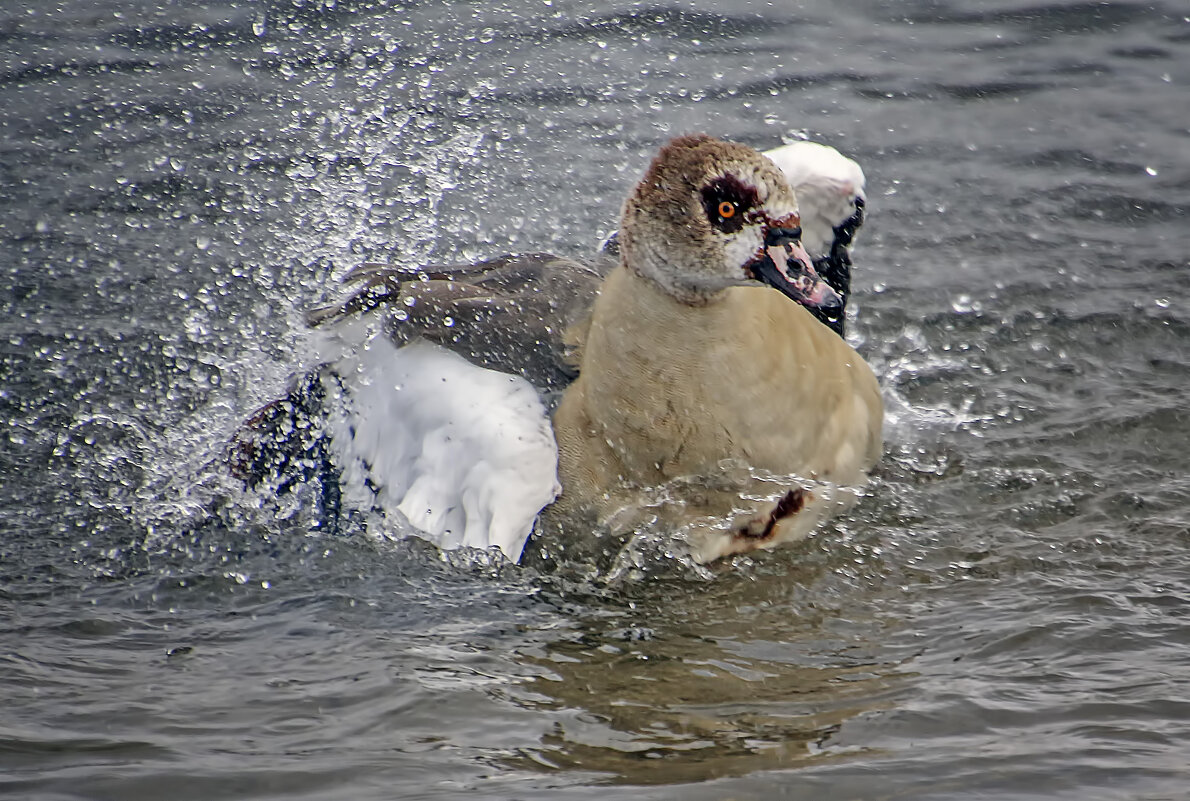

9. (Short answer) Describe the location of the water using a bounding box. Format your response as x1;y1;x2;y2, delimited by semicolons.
2;0;1189;798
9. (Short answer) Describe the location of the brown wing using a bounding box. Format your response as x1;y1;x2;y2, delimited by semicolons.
306;252;612;394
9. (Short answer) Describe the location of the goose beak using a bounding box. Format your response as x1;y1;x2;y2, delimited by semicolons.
747;228;843;311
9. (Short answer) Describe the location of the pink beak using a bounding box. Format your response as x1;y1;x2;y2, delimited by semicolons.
749;237;843;311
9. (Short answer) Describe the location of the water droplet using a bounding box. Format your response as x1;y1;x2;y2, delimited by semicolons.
951;294;981;314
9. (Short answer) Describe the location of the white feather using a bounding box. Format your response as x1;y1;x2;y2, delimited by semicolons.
312;317;560;561
763;142;866;258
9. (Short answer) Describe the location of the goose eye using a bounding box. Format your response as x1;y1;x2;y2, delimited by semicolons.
701;174;758;234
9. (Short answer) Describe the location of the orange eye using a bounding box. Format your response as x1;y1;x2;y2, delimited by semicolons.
718;201;736;219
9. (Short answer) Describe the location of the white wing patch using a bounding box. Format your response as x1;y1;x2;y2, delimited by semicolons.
314;318;560;561
764;142;866;258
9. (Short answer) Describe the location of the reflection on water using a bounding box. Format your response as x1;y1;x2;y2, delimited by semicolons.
507;539;913;784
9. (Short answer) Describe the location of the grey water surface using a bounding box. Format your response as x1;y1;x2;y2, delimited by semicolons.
2;1;1189;799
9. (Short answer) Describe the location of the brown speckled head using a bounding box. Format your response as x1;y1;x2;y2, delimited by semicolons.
619;134;804;305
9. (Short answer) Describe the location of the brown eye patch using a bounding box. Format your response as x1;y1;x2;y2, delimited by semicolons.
701;173;760;234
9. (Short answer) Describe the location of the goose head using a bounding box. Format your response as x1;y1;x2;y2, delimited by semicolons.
618;134;842;311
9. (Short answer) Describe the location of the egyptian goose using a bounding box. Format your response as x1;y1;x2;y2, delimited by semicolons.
232;135;881;564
